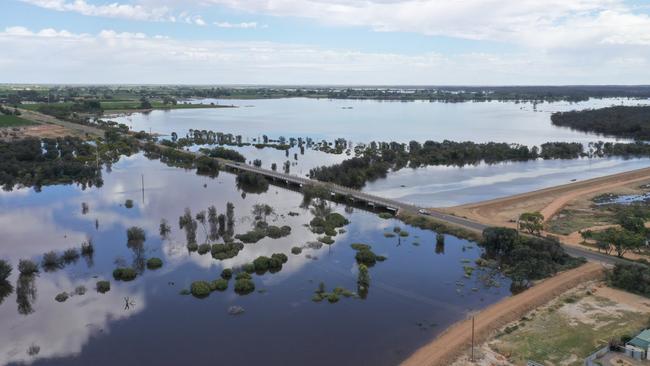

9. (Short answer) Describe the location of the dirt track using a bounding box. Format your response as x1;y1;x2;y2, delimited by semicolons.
400;263;605;366
445;166;650;227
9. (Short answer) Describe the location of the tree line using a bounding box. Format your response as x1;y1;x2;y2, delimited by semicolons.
551;106;650;140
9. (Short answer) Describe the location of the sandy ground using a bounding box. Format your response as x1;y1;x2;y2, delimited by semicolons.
0;124;73;140
400;263;605;366
16;108;104;138
444;167;650;228
450;283;650;366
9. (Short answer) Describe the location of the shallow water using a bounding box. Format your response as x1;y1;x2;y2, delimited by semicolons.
114;97;647;145
0;154;510;366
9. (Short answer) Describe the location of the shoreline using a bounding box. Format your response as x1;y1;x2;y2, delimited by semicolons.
400;262;605;366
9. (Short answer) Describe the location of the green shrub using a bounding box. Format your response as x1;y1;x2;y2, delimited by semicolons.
146;257;163;270
96;281;110;293
221;268;233;279
235;229;267;243
318;236;335;245
327;293;340;303
234;278;255;295
0;259;11;281
351;243;371;251
18;259;38;275
42;251;61;270
325;213;349;227
291;246;302;255
383;232;396;238
378;212;393;219
271;253;288;264
197;243;211;255
210;278;228;292
187;242;199;252
399;230;409;237
126;226;146;243
312;293;325;302
236;272;252;280
253;256;272;272
62;248;80;263
242;263;255;273
125;199;134;208
113;267;137;281
266;225;292;239
211;242;244;260
324;227;338;236
190;281;211;298
55;292;69;302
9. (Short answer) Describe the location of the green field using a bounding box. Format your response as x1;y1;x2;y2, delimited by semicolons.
0;114;36;127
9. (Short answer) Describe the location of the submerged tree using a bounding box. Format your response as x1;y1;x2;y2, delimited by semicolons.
208;206;219;241
357;264;370;300
16;274;36;315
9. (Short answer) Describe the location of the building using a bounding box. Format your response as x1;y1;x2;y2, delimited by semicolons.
627;329;650;360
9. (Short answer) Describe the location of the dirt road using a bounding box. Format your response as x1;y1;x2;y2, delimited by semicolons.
445;166;650;227
400;263;605;366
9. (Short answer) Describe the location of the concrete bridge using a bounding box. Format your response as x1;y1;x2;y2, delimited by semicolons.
222;160;417;214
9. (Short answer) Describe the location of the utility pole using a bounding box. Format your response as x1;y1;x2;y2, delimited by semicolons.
471;315;475;362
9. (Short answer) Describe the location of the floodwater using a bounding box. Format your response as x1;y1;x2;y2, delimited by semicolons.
112;98;650;207
114;97;647;145
0;154;510;366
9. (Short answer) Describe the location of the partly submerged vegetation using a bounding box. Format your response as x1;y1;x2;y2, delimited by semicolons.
551;105;650;140
481;227;586;291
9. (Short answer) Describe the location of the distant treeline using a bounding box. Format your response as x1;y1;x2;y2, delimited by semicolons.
5;85;650;104
551;105;650;140
310;139;650;189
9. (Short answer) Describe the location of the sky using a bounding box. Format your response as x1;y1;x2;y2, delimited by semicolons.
1;0;650;85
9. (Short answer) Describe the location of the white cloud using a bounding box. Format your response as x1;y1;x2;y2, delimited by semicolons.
214;21;259;29
20;0;173;21
204;0;650;49
0;26;648;84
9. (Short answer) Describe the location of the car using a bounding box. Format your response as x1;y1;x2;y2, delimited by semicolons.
418;209;430;215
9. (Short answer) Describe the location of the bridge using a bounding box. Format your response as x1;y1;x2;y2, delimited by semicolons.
221;160;418;213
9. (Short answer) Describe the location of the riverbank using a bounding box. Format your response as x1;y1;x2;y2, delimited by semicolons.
446;166;650;228
400;262;605;366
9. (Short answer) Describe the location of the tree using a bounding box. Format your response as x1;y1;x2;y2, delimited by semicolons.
619;215;646;235
601;228;644;258
518;212;544;235
252;204;274;223
482;227;518;257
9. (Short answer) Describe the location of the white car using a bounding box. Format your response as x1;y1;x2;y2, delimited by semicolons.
418;209;430;215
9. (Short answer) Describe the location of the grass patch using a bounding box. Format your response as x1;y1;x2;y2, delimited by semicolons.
491;293;647;365
0;115;36;127
546;209;613;235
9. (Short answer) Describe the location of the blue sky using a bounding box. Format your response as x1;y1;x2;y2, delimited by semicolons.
1;0;650;84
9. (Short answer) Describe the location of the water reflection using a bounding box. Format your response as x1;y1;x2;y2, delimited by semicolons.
0;153;510;366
